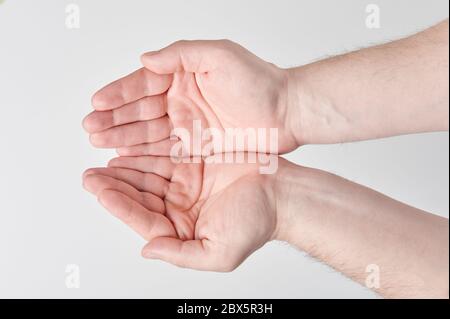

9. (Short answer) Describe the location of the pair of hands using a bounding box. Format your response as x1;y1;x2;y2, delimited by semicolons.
83;23;450;296
83;40;297;271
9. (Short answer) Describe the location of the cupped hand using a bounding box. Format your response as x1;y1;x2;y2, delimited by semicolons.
83;154;280;271
83;40;298;156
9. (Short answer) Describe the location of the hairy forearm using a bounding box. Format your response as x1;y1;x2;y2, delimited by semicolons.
273;160;449;298
286;20;449;145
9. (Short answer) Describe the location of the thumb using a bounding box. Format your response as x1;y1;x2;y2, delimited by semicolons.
141;40;228;74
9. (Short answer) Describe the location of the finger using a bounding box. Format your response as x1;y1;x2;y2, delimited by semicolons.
108;156;175;180
92;68;172;111
83;95;167;133
83;171;165;213
98;189;176;241
116;139;179;157
142;237;217;271
141;40;231;74
84;167;169;198
90;116;172;148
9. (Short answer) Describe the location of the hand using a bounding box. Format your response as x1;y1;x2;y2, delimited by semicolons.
83;154;280;271
83;40;299;156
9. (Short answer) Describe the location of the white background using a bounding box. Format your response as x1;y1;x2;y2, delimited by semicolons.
0;0;448;298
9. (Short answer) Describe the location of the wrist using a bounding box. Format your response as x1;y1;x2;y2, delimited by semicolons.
270;160;341;246
283;66;316;147
270;159;313;243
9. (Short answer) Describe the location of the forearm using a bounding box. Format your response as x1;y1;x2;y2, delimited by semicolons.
286;20;449;145
273;160;449;298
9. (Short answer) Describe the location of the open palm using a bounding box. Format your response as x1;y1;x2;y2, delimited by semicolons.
83;154;278;271
83;40;297;156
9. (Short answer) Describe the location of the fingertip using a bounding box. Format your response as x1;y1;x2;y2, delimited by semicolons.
144;237;171;256
82;174;89;191
91;91;107;110
89;134;99;146
116;147;131;156
82;168;96;180
141;244;158;259
140;51;172;75
91;91;101;108
107;157;120;167
82;173;97;193
140;53;147;64
82;114;90;132
89;133;104;147
82;112;96;133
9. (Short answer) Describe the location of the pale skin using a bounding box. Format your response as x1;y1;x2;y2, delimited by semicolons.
83;20;449;298
83;154;278;272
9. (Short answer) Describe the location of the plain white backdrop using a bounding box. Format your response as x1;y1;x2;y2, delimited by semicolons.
0;0;448;298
